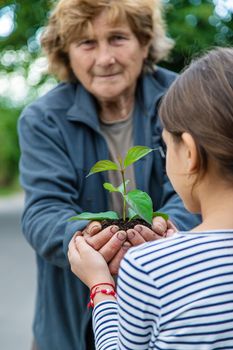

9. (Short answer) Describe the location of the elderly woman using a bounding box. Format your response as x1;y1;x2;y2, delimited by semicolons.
18;0;199;349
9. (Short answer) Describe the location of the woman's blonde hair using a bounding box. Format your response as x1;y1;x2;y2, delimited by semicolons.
41;0;174;81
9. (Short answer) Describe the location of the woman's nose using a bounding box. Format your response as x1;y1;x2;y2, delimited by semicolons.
96;44;115;66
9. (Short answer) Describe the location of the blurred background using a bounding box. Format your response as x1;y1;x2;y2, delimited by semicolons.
0;0;232;349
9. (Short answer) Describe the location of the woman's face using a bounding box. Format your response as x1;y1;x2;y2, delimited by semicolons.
68;10;149;103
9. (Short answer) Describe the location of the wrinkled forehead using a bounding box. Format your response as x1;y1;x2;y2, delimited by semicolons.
61;6;129;46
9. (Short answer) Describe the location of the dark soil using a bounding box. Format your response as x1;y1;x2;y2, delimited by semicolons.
101;218;152;231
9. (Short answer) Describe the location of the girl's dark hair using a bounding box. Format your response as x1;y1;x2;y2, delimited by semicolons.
159;47;233;183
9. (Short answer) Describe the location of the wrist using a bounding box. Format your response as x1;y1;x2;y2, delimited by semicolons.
89;282;115;291
93;291;116;306
88;282;116;308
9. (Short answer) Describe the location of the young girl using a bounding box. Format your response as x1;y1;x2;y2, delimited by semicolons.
68;47;233;349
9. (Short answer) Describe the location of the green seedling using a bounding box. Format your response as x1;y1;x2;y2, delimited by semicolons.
69;146;168;225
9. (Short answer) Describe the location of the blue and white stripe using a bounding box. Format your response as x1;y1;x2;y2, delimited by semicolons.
93;231;233;349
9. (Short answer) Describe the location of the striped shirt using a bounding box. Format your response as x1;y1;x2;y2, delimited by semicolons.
93;230;233;349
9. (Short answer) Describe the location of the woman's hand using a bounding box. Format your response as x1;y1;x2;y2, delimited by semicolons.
108;217;177;275
68;235;114;289
126;216;177;245
152;216;177;237
77;221;127;260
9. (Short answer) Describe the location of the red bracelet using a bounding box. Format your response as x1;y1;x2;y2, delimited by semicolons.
90;282;115;294
88;284;116;308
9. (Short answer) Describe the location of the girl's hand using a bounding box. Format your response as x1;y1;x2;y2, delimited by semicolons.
68;235;114;289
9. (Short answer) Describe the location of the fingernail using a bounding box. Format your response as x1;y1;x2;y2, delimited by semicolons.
127;230;135;240
152;223;165;234
90;225;100;234
134;225;142;233
117;231;126;241
110;225;119;234
122;241;131;251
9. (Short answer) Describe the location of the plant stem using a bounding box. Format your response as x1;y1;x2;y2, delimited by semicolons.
121;169;127;222
118;156;127;221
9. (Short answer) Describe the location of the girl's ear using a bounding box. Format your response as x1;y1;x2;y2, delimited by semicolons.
181;132;198;173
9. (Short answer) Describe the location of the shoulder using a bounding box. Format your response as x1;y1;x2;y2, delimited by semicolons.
123;233;196;272
137;67;177;113
152;66;178;89
20;82;78;120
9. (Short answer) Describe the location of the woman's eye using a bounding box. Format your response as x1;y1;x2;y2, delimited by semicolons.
78;40;95;48
111;35;127;44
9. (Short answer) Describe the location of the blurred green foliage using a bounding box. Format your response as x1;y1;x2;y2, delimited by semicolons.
0;0;232;190
0;0;51;71
0;107;21;187
164;0;233;71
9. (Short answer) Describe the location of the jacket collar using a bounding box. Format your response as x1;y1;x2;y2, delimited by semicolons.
67;84;100;130
136;71;167;115
66;70;167;129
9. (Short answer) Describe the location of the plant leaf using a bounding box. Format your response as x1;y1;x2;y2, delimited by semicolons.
128;207;138;220
152;212;169;221
123;146;153;168
68;211;119;221
87;160;119;177
125;189;153;224
103;180;130;195
103;182;119;192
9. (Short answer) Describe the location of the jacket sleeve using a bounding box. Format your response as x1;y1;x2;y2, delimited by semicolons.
18;104;89;268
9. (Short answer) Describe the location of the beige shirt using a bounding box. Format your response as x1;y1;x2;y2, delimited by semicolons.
100;115;136;217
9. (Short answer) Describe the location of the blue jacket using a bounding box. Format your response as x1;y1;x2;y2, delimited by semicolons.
18;68;200;350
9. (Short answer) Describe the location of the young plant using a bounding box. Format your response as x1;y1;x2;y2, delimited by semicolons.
70;146;168;225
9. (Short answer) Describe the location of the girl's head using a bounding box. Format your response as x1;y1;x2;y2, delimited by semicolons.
159;47;233;213
41;0;174;81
